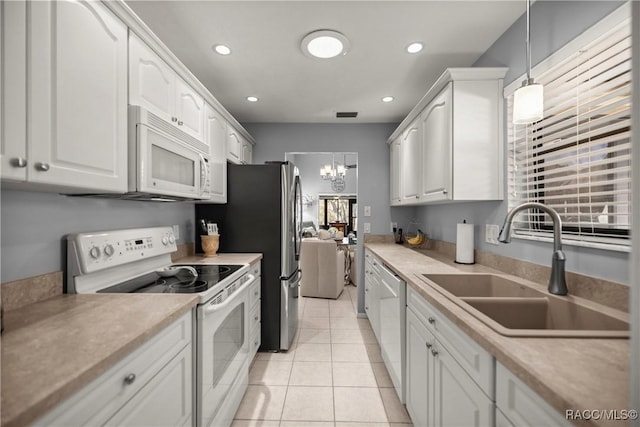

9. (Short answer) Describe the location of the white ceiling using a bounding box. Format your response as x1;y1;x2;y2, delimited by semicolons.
126;1;525;124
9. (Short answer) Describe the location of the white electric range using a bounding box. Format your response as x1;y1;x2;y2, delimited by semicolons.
66;226;256;427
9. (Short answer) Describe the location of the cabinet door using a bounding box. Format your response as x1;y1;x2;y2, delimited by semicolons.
227;127;242;163
401;118;421;203
406;308;432;427
106;345;193;427
129;33;175;121
28;0;127;192
1;0;27;181
421;84;453;202
242;141;253;165
204;103;227;203
432;342;494;427
389;136;402;205
175;77;204;141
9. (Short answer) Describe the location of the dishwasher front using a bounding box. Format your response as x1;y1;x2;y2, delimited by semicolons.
377;262;406;403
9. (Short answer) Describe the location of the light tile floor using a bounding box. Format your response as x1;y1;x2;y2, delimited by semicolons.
232;285;413;427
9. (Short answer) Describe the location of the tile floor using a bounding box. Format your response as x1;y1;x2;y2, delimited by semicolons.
232;285;413;427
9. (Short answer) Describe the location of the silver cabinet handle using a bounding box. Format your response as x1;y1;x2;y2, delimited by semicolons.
254;315;259;321
171;117;178;122
178;121;183;126
442;189;448;194
124;373;136;385
426;342;432;349
10;157;27;168
431;349;439;357
415;195;419;199
35;162;50;171
428;317;435;324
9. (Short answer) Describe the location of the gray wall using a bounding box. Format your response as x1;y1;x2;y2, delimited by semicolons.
413;0;630;285
292;152;358;227
244;123;416;313
1;190;194;282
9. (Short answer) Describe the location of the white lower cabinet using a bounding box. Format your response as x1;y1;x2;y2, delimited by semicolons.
35;311;194;427
406;287;494;427
364;250;381;341
248;260;262;359
496;362;570;427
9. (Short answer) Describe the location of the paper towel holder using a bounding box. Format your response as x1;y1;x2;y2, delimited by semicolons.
454;219;475;265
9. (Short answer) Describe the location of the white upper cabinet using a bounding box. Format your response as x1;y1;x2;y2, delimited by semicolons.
129;34;204;142
401;118;422;204
389;135;402;206
204;103;227;203
388;68;507;205
421;83;453;202
1;0;27;182
227;126;242;164
128;33;175;120
24;0;128;193
241;139;253;165
174;77;204;141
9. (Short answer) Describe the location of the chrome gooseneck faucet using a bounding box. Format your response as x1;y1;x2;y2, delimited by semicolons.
498;202;568;295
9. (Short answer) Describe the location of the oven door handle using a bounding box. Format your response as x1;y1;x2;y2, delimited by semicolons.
203;273;257;315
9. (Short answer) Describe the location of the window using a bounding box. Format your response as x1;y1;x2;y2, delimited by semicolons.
318;195;357;233
506;9;631;251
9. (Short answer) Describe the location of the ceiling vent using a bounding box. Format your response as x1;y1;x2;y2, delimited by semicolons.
336;112;358;118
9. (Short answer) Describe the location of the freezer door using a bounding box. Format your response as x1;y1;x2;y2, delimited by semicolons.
280;269;301;350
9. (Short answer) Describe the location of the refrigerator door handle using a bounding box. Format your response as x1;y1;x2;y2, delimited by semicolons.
288;270;302;288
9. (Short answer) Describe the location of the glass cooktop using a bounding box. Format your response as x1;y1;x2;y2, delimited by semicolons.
98;264;244;294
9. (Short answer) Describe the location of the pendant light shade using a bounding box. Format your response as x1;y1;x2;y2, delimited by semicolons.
513;79;544;124
513;0;543;124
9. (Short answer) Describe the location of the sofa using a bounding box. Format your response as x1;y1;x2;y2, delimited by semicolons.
299;238;346;299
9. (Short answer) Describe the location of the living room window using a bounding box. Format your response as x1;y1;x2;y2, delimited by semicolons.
318;195;357;234
505;6;631;251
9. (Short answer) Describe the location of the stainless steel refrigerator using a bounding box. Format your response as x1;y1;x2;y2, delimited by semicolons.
195;161;302;351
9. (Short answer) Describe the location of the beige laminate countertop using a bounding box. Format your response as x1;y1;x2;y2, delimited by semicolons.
365;243;629;427
0;253;261;427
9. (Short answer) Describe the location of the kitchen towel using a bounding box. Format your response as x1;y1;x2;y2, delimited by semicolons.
455;221;475;264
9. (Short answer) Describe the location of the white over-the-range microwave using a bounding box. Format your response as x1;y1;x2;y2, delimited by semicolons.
125;105;211;201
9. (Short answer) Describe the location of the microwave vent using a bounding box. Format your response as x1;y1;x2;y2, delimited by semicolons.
336;112;358;118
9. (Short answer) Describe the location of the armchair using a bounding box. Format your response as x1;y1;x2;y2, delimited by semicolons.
299;238;346;299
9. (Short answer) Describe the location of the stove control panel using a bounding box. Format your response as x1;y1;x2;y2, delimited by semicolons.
67;227;178;275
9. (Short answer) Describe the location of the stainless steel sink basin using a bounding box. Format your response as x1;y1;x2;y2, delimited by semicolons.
418;273;629;338
422;274;543;298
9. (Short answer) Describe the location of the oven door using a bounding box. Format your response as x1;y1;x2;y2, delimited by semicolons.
135;124;210;199
197;273;255;427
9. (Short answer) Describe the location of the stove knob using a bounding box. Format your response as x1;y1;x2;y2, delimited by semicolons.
162;236;169;245
168;235;175;244
104;244;115;257
89;246;101;259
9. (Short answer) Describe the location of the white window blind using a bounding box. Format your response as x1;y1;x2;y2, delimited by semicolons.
507;18;632;250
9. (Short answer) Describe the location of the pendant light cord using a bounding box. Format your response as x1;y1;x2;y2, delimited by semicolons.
526;0;532;81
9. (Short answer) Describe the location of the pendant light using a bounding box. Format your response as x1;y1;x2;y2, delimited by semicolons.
513;0;544;124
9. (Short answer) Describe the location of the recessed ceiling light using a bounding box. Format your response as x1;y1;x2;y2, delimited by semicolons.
406;42;424;54
301;30;350;59
382;96;395;103
247;96;259;102
213;44;231;55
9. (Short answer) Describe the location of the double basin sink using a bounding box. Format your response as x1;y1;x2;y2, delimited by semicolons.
418;273;629;338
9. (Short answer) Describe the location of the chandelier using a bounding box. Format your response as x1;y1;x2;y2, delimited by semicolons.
320;156;346;181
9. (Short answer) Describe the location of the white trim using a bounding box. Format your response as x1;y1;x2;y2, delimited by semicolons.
512;233;631;253
504;1;632;95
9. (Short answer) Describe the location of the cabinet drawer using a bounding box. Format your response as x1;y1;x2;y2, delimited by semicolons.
248;277;261;309
35;311;193;427
249;301;261;333
249;261;261;277
496;362;570;427
407;286;494;398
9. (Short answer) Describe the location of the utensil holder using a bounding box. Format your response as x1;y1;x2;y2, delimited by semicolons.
201;234;219;257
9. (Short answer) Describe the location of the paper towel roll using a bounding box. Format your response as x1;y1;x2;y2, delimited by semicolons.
455;222;475;264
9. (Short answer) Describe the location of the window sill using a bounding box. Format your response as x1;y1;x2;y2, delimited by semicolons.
512;232;631;253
